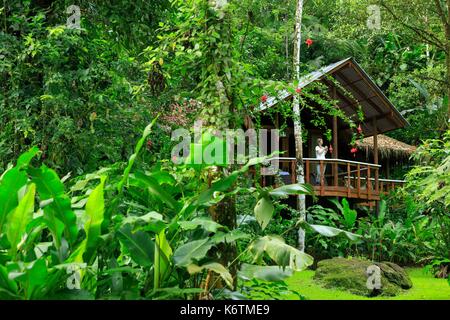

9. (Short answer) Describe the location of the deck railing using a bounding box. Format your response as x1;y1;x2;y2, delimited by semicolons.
379;178;406;194
261;157;405;200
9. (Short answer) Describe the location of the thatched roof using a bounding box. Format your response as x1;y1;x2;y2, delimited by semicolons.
356;135;416;160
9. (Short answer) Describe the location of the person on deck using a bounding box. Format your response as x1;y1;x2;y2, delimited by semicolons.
315;138;328;185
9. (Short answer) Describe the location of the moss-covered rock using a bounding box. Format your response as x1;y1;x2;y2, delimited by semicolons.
313;257;412;297
378;261;413;289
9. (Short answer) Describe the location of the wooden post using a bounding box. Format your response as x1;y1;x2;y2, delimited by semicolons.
291;160;296;184
357;164;361;198
367;167;372;200
320;160;325;196
305;160;310;184
347;163;351;197
372;119;379;213
333;116;338;187
332;87;339;187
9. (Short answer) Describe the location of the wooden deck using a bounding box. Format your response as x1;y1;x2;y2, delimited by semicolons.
262;157;405;201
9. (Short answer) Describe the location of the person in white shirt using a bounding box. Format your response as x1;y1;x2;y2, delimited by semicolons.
315;138;328;184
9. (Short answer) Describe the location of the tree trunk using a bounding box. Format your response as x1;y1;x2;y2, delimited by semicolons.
198;2;238;296
209;195;237;280
293;0;307;252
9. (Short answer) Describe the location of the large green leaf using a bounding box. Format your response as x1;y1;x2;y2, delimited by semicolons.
7;184;36;257
83;176;106;263
238;263;294;282
329;198;343;212
107;259;123;296
269;183;314;198
196;172;239;206
307;224;362;241
117;117;158;194
130;172;179;212
120;211;167;234
0;168;28;233
154;230;173;289
118;225;155;267
330;198;357;229
179;217;224;233
210;229;250;244
378;200;387;225
341;198;357;229
194;156;275;207
16;147;40;169
147;171;176;186
184;131;228;169
249;236;313;271
240;156;273;172
187;262;233;288
0;265;18;299
173;239;213;267
29;165;78;244
42;211;65;250
254;196;274;230
9;259;48;299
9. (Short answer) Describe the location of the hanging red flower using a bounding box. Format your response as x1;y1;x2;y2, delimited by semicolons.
261;95;268;103
305;38;314;48
350;147;358;158
357;124;363;134
329;145;333;154
296;88;302;94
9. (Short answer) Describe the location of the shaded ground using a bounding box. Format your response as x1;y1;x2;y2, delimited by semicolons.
286;268;450;300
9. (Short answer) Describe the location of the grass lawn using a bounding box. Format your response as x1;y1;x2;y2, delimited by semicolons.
286;268;450;300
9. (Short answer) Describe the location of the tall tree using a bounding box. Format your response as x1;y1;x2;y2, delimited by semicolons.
146;0;246;292
293;0;307;251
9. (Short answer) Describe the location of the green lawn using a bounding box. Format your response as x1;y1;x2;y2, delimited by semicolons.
286;268;450;300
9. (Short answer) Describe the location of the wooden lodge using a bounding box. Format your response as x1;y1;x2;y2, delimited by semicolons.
253;57;412;207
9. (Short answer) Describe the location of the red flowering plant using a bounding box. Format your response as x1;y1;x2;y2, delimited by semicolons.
160;99;201;127
357;124;363;134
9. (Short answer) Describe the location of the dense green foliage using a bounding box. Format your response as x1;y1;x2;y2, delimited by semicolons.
2;0;447;173
0;123;367;299
0;1;171;174
302;131;450;278
0;0;448;300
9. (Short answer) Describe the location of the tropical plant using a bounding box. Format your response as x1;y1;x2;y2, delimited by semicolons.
406;131;450;277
